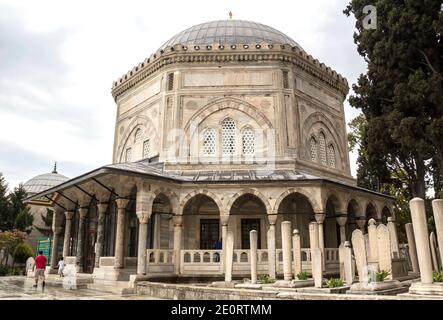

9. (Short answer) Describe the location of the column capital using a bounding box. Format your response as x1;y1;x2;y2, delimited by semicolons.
65;211;74;220
97;202;109;214
78;207;88;219
220;214;229;226
138;214;150;224
336;215;347;226
116;198;130;210
314;213;326;224
173;215;183;227
267;213;278;225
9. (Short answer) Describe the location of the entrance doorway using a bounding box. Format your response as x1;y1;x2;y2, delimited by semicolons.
241;219;261;249
200;219;220;249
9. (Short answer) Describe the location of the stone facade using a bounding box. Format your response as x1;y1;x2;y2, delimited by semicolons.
25;20;395;282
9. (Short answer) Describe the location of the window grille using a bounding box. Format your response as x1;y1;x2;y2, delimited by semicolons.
167;73;174;91
203;129;216;155
143;139;150;159
134;129;142;143
221;118;236;155
310;137;317;162
319;132;327;166
283;70;289;89
328;144;336;168
125;148;132;162
242;128;255;155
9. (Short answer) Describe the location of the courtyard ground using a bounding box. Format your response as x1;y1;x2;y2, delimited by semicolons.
0;276;161;300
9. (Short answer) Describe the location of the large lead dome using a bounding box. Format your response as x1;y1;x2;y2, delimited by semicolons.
160;19;302;50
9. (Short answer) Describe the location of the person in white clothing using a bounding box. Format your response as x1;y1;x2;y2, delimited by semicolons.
57;257;65;277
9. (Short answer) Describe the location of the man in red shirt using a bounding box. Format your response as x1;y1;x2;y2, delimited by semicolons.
33;251;47;288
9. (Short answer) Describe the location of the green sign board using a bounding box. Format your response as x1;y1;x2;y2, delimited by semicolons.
37;237;52;266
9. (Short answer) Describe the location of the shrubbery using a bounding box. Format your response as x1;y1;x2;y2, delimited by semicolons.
13;242;33;263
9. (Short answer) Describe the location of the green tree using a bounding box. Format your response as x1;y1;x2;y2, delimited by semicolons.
0;230;26;266
15;207;34;233
0;174;9;231
344;0;443;198
34;208;53;237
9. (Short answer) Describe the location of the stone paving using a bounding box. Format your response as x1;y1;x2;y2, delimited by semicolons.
0;276;162;300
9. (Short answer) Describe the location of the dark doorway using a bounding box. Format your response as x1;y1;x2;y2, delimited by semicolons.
241;219;261;249
200;219;220;249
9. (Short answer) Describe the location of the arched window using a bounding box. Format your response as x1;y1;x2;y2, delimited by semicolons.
309;137;317;161
203;128;216;155
221;118;236;155
328;144;336;168
125;147;132;162
242;128;255;156
319;132;327;166
143;139;150;159
134;128;142;143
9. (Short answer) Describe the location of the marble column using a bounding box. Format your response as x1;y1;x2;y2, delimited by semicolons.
308;221;322;285
367;218;378;263
281;221;292;281
292;229;302;276
173;215;183;275
115;198;130;269
405;223;419;273
250;230;258;284
432;199;443;268
267;214;277;279
409;198;433;284
63;210;74;258
76;207;88;273
387;217;400;259
225;231;234;282
315;213;326;269
220;214;229;272
50;208;63;270
94;202;108;267
336;215;347;244
136;215;149;275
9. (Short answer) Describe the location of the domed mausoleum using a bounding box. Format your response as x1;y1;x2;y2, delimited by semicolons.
23;163;69;252
26;20;396;281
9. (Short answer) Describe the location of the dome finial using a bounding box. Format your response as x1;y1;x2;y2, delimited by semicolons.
229;11;233;20
52;161;57;174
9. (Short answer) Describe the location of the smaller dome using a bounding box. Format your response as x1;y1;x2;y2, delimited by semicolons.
23;164;69;195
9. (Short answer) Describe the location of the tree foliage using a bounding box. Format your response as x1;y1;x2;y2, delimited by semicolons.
34;208;53;237
344;0;443;198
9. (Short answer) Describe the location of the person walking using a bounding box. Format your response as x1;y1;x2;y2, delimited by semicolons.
33;251;47;288
57;257;65;277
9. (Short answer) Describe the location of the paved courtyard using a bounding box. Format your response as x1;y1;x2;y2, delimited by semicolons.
0;276;161;300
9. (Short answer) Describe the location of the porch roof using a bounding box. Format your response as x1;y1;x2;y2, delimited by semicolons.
25;159;394;205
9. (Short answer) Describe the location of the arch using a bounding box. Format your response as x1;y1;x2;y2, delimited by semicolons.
183;97;274;134
381;206;392;224
302;112;346;170
226;189;272;215
148;187;180;214
179;189;224;215
117;115;159;162
365;202;378;221
346;198;363;218
273;188;320;214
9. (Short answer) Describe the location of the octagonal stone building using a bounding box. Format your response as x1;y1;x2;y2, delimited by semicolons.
27;19;395;281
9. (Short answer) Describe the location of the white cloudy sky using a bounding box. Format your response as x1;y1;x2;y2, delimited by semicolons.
0;0;366;190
